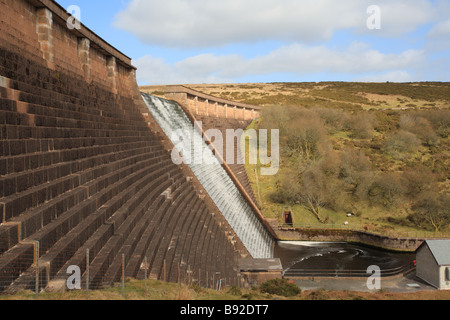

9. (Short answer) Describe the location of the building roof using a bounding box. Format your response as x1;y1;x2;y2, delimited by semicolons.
421;240;450;266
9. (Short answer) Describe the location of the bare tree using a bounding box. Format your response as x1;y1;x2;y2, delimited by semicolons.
383;130;421;160
299;167;329;223
368;172;405;209
345;113;377;139
339;148;373;195
284;115;328;160
400;114;439;147
297;158;343;223
410;192;450;232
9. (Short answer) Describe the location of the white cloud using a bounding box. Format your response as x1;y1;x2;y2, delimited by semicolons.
244;43;424;75
134;55;235;84
368;1;435;35
114;0;437;48
135;43;425;85
428;19;450;38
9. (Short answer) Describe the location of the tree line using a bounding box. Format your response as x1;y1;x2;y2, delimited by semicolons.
257;106;450;232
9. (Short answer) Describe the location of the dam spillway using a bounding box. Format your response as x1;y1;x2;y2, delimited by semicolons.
141;93;274;259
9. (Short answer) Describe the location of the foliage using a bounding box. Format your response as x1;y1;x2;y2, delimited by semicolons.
408;192;450;232
261;99;448;229
306;289;330;300
259;279;301;297
188;82;450;233
367;173;405;209
345;112;377;139
383;130;421;160
227;286;242;296
399;114;439;147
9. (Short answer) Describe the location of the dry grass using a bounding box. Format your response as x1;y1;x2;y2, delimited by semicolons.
299;289;450;300
1;278;449;300
186;82;450;111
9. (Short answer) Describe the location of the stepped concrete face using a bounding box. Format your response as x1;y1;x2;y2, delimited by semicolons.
195;115;259;206
141;86;263;208
0;0;251;292
141;94;275;259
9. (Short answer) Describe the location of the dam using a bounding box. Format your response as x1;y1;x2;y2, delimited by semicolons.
141;93;274;259
0;0;276;292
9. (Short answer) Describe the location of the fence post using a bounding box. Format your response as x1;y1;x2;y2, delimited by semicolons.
163;259;166;293
144;256;148;294
189;265;192;285
86;249;90;295
122;254;125;298
35;241;40;300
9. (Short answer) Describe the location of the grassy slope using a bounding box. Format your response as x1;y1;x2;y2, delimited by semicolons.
2;278;450;300
189;82;450;110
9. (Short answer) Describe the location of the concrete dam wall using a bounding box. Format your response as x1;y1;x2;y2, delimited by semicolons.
0;0;274;292
141;85;261;121
141;93;274;259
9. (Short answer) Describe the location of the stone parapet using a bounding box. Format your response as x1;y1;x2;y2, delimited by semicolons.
141;85;261;121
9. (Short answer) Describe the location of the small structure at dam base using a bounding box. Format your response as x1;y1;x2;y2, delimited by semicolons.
239;258;283;287
416;240;450;290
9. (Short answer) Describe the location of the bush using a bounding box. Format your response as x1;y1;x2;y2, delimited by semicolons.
408;192;450;232
269;171;301;204
399;114;439;147
259;279;301;297
345;113;377;139
417;109;450;138
383;130;421;160
307;289;329;300
227;286;242;296
368;173;405;208
402;166;436;197
284;112;328;159
188;283;205;294
316;108;350;133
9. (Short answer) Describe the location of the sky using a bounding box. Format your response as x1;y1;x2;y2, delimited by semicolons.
57;0;450;85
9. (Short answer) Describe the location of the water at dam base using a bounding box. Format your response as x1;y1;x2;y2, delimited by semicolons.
275;241;415;276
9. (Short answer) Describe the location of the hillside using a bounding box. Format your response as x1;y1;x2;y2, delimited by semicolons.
188;82;450;110
185;82;450;237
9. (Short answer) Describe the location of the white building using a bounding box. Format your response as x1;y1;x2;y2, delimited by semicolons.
416;240;450;290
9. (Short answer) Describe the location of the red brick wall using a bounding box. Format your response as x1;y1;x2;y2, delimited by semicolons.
0;0;138;100
0;0;42;61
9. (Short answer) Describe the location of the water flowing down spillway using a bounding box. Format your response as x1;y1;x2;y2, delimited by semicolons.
141;93;274;259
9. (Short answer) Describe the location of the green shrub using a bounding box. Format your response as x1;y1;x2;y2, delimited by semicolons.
259;279;301;297
368;173;405;209
307;289;329;300
188;283;205;294
227;286;242;296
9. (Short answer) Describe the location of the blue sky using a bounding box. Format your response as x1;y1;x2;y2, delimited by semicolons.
57;0;450;85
